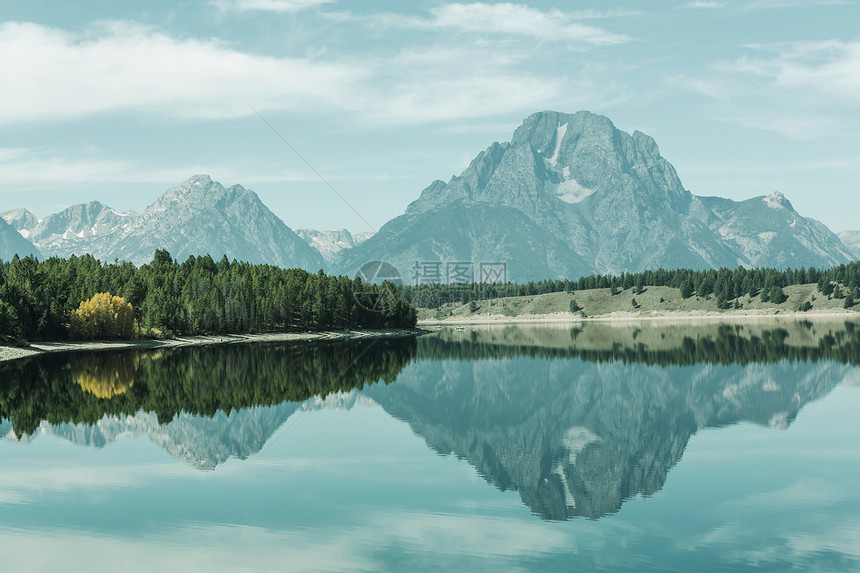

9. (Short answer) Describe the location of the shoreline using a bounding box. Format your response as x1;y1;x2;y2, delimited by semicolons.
0;328;425;364
418;310;860;326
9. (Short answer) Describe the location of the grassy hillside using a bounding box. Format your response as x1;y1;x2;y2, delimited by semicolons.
418;283;859;322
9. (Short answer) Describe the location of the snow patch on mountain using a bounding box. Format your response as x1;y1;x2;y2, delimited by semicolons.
548;122;568;166
550;177;597;204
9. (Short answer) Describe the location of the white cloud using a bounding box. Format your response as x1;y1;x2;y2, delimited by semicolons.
351;3;631;45
0;147;399;189
0;148;200;186
211;0;335;13
0;21;366;123
373;73;563;124
0;19;628;127
566;9;643;19
681;40;860;139
725;41;860;100
0;148;29;162
686;1;725;8
743;0;848;9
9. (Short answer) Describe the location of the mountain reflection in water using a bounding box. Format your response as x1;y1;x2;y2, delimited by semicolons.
2;319;858;519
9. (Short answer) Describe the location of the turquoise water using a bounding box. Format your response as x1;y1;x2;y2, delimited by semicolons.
2;321;860;572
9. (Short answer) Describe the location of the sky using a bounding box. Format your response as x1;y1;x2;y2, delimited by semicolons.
1;0;858;234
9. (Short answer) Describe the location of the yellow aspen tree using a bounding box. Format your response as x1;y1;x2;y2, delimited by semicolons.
69;293;139;340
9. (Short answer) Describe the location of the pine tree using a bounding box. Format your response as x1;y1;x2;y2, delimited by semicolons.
769;286;787;305
680;280;694;299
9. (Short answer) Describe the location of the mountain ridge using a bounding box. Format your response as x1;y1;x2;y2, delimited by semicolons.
2;175;325;270
296;228;374;263
2;111;853;278
2;201;137;259
839;230;860;259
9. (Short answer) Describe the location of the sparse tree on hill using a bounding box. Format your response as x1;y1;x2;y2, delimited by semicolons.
769;286;787;305
680;280;694;299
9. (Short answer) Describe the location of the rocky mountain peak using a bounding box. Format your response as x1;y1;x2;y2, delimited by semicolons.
151;174;219;206
144;176;270;224
296;228;375;263
511;110;614;152
185;173;214;187
2;174;325;270
103;175;325;269
1;208;40;231
763;191;792;210
2;200;138;257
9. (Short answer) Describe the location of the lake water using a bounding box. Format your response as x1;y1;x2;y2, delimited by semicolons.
2;320;860;572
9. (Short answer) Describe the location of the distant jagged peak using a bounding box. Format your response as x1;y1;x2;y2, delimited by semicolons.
52;200;124;220
296;227;376;262
513;110;617;145
762;191;793;210
148;175;264;215
510;110;676;180
164;173;218;196
185;173;214;186
353;231;375;244
408;109;687;215
1;207;39;223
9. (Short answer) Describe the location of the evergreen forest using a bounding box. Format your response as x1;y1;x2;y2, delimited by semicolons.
0;250;417;342
401;262;860;310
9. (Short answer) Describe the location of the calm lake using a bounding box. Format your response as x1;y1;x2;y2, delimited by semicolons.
2;320;860;572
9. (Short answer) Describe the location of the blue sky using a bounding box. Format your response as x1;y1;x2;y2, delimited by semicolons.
1;0;858;234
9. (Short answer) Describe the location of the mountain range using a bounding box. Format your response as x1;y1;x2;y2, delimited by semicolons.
3;175;324;270
295;228;374;263
2;201;137;259
2;110;856;280
337;111;854;280
839;230;860;259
